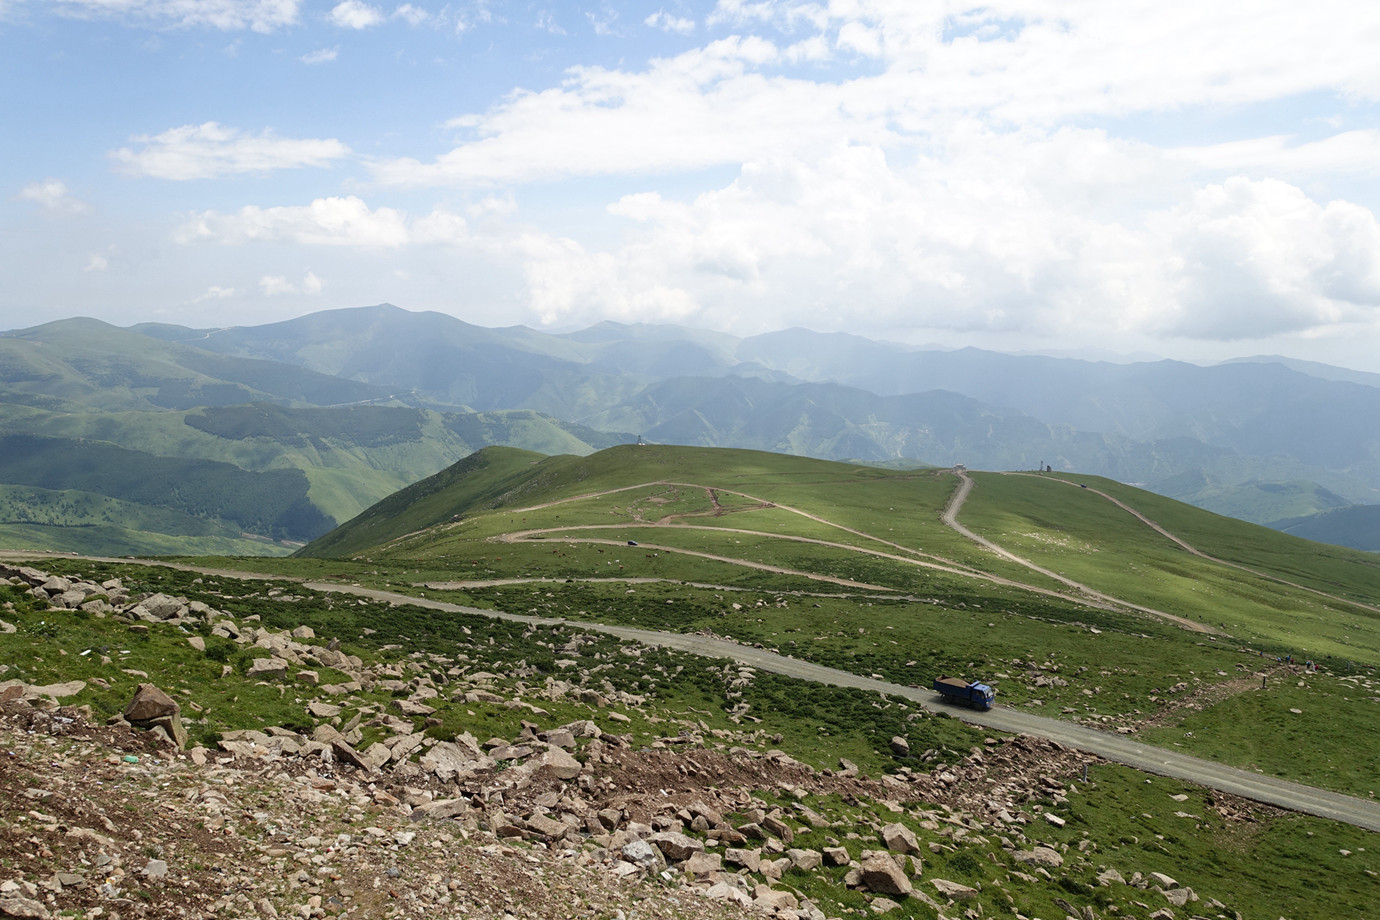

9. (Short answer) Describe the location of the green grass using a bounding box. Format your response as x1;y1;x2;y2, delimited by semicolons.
6;555;1379;920
959;472;1380;666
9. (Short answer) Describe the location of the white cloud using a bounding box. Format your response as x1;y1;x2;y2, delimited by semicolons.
329;0;382;29
84;254;109;272
259;274;296;296
111;123;351;180
17;179;90;214
1149;178;1380;339
49;0;300;32
1168;131;1380;177
535;11;564;35
301;47;339;64
393;3;428;25
372;36;872;187
175;195;476;249
500;137;1380;346
191;285;238;302
179;196;410;247
376;1;1380;189
259;271;324;296
645;10;694;34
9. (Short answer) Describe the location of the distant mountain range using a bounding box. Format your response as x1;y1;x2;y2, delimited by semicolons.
2;303;1376;554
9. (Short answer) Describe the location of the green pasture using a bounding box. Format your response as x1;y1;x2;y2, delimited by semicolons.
959;472;1380;667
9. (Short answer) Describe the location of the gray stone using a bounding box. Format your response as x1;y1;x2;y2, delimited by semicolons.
420;735;493;782
880;822;920;855
682;852;722;877
526;814;570;839
621;839;664;871
410;799;470;822
752;886;799;912
246;658;289;680
860;850;912;897
1013;846;1063;868
123;683;179;722
931;879;978;900
0;896;50;919
724;847;761;872
648;831;703;862
142;859;168;879
532;744;581;780
703;882;752;907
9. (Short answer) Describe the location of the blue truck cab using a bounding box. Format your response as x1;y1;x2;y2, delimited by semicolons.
933;675;995;710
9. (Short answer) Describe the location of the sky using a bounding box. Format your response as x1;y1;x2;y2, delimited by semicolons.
4;1;1380;370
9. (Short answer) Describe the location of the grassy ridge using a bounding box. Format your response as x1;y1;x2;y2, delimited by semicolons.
295;444;1380;800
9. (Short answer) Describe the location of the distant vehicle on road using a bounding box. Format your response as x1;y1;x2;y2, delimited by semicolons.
627;540;638;546
933;676;995;710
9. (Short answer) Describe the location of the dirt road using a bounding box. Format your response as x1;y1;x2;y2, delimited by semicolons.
9;550;1380;833
941;469;1217;633
283;578;1380;834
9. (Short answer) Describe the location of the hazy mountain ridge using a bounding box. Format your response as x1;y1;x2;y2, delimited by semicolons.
3;304;1378;553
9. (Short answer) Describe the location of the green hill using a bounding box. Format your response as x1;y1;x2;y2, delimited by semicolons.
293;443;1380;801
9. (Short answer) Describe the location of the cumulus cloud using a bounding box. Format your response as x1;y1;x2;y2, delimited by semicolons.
1169;131;1380;177
111;123;351;180
645;10;694;34
17;179;90;214
393;3;428;25
371;36;866;186
192;285;238;302
1149;178;1380;339
179;196;410;246
500;139;1380;345
175;195;472;249
374;1;1380;189
49;0;300;32
329;0;382;29
301;47;339;64
259;271;324;296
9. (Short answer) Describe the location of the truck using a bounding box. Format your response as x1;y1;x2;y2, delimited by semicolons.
933;676;995;710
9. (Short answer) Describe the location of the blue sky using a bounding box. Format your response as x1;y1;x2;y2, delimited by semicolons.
5;1;1380;370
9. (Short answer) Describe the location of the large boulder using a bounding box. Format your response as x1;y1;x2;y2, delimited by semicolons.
532;744;582;780
1013;846;1064;869
648;831;703;862
122;683;187;749
860;850;913;897
880;822;920;855
123;683;179;722
420;734;493;782
246;658;289;681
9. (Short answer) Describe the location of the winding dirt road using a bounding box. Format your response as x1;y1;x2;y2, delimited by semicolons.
941;469;1218;633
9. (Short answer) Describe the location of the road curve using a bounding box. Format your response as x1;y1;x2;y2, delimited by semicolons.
941;470;1216;634
5;551;1377;833
294;580;1380;835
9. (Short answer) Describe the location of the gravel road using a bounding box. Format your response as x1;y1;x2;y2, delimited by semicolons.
7;551;1378;834
303;580;1380;834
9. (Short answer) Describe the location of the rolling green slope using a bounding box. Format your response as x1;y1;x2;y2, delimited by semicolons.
291;443;1380;799
0;397;631;553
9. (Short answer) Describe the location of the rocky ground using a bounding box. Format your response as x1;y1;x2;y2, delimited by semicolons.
0;563;1266;920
